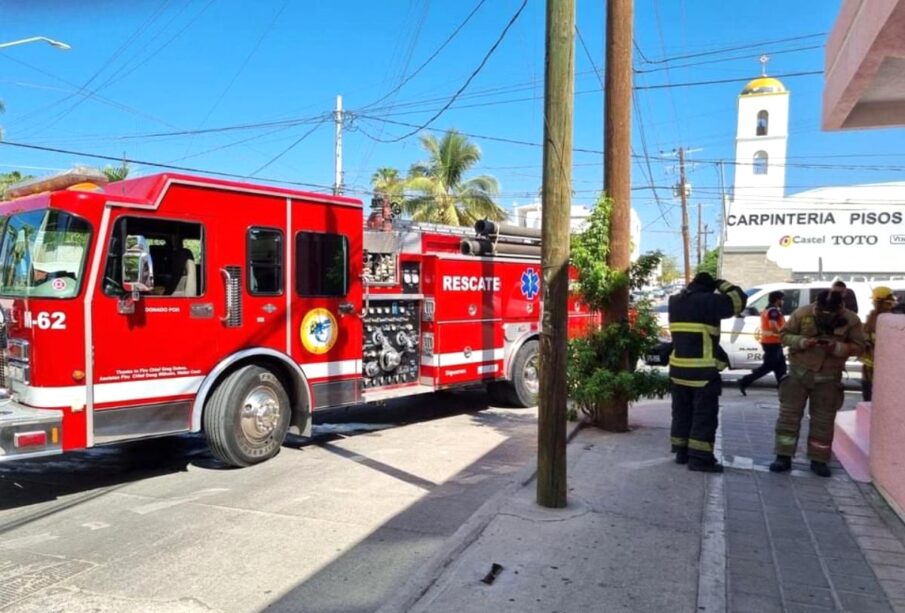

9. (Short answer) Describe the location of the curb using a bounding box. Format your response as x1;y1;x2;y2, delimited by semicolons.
376;417;587;613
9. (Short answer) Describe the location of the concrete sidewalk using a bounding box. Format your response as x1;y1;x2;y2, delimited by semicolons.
381;394;905;613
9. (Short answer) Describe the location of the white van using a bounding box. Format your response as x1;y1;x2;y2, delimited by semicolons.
651;280;905;370
723;280;905;370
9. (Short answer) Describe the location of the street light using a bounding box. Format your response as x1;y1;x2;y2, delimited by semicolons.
0;36;71;51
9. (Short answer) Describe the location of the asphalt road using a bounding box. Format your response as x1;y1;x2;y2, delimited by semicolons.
0;390;537;613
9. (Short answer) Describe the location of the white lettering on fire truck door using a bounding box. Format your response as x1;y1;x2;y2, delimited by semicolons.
23;311;67;330
441;276;501;292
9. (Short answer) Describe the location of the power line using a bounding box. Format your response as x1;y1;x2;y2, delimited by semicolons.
249;117;330;176
15;0;176;136
633;44;822;74
183;0;290;159
364;0;528;143
362;0;489;110
636;32;826;65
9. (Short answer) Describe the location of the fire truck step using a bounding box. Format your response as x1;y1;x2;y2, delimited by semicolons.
362;384;435;404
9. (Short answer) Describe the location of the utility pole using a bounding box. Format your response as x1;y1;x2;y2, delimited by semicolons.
716;160;728;277
678;147;691;284
697;202;703;267
537;0;574;509
334;95;343;195
703;223;712;254
600;0;633;433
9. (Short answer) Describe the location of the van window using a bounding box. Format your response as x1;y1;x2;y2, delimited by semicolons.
748;289;801;316
782;290;801;315
807;287;831;304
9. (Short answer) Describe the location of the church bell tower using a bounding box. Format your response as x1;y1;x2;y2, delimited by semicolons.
733;56;789;205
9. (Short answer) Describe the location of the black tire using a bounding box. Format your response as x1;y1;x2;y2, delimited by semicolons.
203;365;291;467
507;340;540;408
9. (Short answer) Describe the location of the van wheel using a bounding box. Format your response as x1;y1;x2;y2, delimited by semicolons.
204;365;291;467
507;340;540;408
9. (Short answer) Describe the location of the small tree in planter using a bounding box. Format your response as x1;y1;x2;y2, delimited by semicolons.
568;193;671;431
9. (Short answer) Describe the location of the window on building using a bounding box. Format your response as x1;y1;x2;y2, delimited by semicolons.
753;150;769;175
756;110;769;136
296;231;348;297
103;217;204;297
247;228;283;295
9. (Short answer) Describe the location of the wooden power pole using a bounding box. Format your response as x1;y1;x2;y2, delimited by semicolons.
678;147;691;284
696;202;703;267
599;0;634;432
537;0;574;509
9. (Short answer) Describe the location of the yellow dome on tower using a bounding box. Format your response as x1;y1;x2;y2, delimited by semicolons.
741;77;786;96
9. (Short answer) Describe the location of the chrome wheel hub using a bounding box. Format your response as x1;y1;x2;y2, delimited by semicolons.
524;354;539;395
240;386;281;443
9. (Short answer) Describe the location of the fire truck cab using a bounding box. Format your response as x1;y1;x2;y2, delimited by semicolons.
0;170;591;467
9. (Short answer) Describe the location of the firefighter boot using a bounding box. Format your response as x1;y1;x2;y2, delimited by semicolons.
688;456;723;473
810;461;831;478
675;448;689;465
769;455;792;473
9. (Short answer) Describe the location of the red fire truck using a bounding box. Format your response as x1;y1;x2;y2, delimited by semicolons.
0;169;592;466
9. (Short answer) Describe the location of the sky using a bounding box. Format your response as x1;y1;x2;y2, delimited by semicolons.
1;0;903;263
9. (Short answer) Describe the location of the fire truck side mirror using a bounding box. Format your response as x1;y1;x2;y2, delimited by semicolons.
122;235;155;295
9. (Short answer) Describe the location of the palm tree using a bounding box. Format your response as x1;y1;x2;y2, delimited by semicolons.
103;162;130;182
0;171;30;200
370;167;406;202
404;130;505;226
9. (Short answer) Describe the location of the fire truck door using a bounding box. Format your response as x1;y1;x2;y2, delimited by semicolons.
91;215;220;444
290;212;363;409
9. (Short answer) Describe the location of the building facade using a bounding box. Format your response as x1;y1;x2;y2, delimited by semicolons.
721;74;905;287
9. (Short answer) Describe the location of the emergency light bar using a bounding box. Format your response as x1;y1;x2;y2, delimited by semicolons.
5;166;108;200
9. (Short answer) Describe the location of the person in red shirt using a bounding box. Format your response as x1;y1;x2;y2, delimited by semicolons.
739;290;786;395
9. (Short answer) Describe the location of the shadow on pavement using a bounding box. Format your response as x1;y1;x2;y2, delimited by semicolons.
0;389;528;518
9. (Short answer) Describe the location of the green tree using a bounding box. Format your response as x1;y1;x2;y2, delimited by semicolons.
660;255;680;284
696;247;720;277
0;171;32;200
568;193;670;431
103;162;130;182
405;130;504;226
370;167;406;202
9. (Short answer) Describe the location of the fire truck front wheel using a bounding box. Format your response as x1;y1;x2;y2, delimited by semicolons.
203;365;291;467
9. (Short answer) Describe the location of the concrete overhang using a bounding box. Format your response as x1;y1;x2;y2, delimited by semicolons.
824;0;905;130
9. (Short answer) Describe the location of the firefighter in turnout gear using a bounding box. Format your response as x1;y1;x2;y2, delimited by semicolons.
861;286;897;402
770;290;865;478
668;272;748;472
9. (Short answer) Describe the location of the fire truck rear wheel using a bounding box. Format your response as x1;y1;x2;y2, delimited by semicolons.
203;365;291;467
508;340;540;407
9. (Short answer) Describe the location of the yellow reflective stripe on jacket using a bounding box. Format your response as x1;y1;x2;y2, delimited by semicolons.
670;377;709;388
669;322;721;336
720;282;743;314
669;355;717;368
669;321;718;368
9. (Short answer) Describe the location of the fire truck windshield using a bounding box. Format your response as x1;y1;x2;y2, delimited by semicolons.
0;209;92;299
